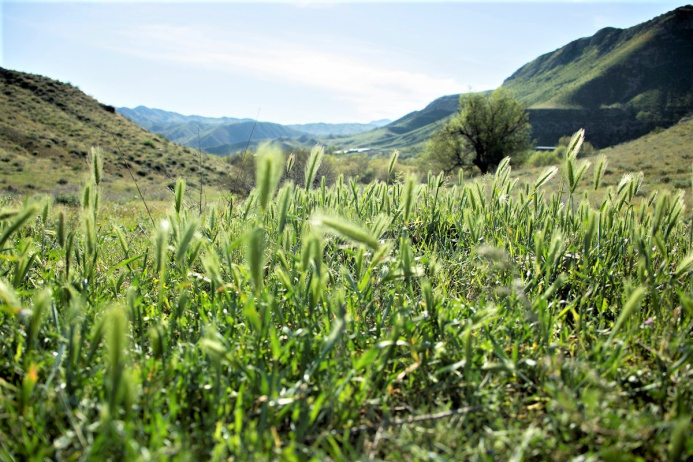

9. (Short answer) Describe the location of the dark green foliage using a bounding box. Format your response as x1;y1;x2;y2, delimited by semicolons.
426;89;532;174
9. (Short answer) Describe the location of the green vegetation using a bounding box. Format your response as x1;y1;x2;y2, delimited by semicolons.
425;89;532;174
1;130;692;459
512;118;693;209
597;118;693;194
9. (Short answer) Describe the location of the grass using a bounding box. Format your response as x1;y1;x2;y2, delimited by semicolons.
0;133;692;460
512;118;693;209
0;67;245;200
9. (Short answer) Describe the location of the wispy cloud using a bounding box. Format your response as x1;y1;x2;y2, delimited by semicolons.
108;24;464;120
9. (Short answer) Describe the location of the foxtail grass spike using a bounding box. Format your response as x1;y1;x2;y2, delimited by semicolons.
304;144;325;191
91;147;104;186
255;143;284;212
387;150;399;179
401;174;416;222
567;128;585;161
174;178;186;215
312;213;380;251
246;227;266;294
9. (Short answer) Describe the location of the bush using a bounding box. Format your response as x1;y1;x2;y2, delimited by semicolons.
54;193;79;206
525;150;560;167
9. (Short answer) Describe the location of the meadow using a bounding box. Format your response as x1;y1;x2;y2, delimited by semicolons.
1;133;692;460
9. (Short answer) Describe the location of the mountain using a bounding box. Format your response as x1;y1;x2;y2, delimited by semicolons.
503;5;693;111
119;106;392;150
118;106;309;155
194;121;308;153
286;120;390;137
503;4;693;146
369;119;393;127
117;106;252;130
334;94;461;153
0;68;245;198
341;5;693;152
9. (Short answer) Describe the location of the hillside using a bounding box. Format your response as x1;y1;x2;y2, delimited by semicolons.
341;5;693;152
502;4;693;146
595;115;693;197
334;94;460;153
503;5;693;112
511;116;693;208
0;68;244;199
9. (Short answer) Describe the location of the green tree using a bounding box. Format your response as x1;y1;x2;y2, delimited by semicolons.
425;89;532;174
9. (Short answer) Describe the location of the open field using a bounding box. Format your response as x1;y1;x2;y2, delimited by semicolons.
1;141;692;460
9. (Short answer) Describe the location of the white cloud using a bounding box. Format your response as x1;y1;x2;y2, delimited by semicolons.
109;24;465;120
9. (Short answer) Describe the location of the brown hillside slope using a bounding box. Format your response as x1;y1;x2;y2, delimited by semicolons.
0;67;244;201
596;116;693;196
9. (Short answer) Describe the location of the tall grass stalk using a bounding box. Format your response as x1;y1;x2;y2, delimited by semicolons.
304;144;325;191
255;143;284;212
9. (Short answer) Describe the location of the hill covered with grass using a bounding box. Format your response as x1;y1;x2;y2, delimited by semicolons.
0;68;245;200
334;94;461;155
596;116;693;195
503;5;693;112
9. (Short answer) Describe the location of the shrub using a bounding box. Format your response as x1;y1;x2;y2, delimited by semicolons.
54;193;79;206
525;150;560;167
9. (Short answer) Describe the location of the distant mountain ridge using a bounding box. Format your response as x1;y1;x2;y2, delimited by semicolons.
340;5;693;151
118;106;253;129
287;120;390;136
118;106;390;154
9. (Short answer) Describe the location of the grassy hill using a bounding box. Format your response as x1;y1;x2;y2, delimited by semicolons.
0;68;245;200
341;5;693;153
595;116;693;197
503;5;693;112
503;5;693;147
334;94;460;154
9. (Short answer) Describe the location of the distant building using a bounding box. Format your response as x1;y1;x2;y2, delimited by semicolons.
335;148;372;154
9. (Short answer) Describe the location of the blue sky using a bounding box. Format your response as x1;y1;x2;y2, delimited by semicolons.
1;0;687;124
